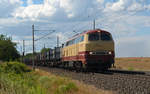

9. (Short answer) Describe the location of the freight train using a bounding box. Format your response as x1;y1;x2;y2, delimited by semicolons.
24;29;115;71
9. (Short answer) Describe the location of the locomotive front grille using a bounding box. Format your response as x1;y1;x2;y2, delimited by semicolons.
89;51;111;55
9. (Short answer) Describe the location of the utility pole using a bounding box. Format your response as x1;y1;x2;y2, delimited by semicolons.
32;24;35;70
22;40;25;63
20;45;23;62
44;44;45;48
93;19;95;30
31;25;55;70
57;36;59;47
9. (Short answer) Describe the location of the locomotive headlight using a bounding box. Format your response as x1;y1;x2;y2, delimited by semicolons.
108;51;112;55
89;52;93;55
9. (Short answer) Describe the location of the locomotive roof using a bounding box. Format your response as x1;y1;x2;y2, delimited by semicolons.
85;29;110;34
66;29;110;42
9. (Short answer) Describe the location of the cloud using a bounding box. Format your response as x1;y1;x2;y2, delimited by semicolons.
13;5;44;20
0;0;22;18
104;0;150;13
104;0;130;12
127;2;143;11
0;18;20;26
0;0;150;57
27;0;33;5
97;0;104;4
13;0;104;21
144;4;150;11
13;0;57;20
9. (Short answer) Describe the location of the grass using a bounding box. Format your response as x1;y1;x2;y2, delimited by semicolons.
36;69;113;94
114;57;150;71
0;62;78;94
0;62;113;94
128;67;134;71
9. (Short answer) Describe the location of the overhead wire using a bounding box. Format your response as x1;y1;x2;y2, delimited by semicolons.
34;30;55;41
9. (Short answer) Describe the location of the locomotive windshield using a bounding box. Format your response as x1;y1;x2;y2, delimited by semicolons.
88;32;99;41
101;32;112;41
88;32;112;41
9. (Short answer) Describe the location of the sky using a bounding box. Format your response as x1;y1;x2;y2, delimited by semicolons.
0;0;150;57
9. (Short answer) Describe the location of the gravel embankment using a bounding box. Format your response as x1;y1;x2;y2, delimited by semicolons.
36;66;150;94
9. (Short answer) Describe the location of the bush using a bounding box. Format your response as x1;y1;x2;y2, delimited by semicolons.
0;62;44;94
0;62;31;74
0;62;79;94
55;82;78;94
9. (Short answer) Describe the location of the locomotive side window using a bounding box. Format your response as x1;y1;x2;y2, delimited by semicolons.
65;35;84;47
101;32;112;41
75;37;80;43
80;35;84;42
75;35;84;43
66;42;69;46
88;32;99;41
72;39;75;44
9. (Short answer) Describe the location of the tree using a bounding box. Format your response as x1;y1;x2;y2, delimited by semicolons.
25;53;33;58
40;48;50;53
0;35;20;61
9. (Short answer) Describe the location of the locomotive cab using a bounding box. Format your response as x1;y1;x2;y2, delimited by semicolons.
62;29;115;70
83;29;115;69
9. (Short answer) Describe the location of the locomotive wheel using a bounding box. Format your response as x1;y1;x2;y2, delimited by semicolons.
51;62;54;67
61;62;68;69
48;62;51;67
65;62;69;69
74;61;83;72
62;62;65;68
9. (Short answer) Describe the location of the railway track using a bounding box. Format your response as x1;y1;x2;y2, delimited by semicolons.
107;69;150;76
34;66;150;94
